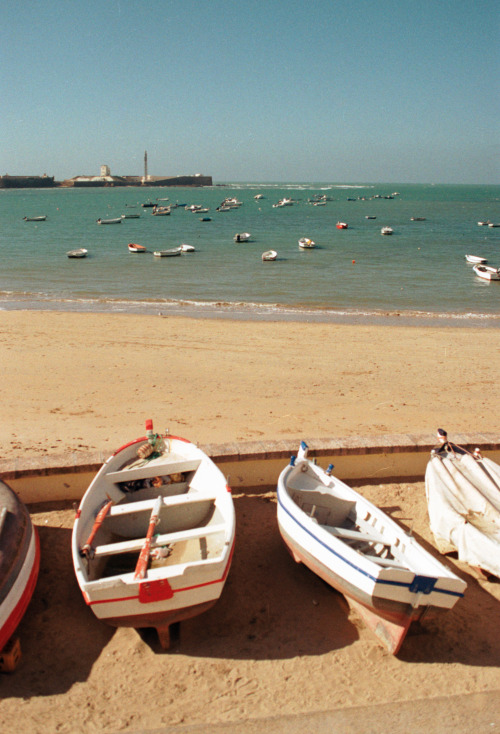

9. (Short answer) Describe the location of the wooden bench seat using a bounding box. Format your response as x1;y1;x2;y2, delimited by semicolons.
323;524;389;546
107;493;217;517
93;522;227;558
106;457;200;484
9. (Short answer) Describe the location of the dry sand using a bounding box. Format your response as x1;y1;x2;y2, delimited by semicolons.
0;311;499;732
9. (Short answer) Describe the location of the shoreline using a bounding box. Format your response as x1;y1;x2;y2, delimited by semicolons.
1;297;499;328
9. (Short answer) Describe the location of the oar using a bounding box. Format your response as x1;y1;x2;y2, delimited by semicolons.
80;499;113;558
134;495;163;580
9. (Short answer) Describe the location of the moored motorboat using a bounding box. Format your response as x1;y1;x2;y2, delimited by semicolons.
465;254;487;264
97;218;122;225
262;250;277;261
128;243;147;253
425;429;500;578
472;264;500;281
153;248;182;257
23;215;46;222
410;217;426;221
336;222;348;229
477;221;490;226
488;223;500;227
152;206;171;216
277;441;467;654
180;243;195;252
365;215;377;219
67;248;88;258
234;233;251;242
72;421;236;647
381;226;393;235
121;213;141;219
0;479;40;659
298;237;315;249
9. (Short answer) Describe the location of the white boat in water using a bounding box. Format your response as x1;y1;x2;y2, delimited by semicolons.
472;264;500;281
381;226;393;235
72;421;236;647
180;243;195;252
298;237;315;249
425;430;500;578
261;250;277;261
153;248;182;257
67;248;88;258
234;232;251;242
121;213;141;219
277;441;467;654
23;215;46;222
97;218;122;225
128;243;147;253
465;254;487;264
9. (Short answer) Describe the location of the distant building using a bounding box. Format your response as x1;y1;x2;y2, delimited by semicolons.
0;174;55;188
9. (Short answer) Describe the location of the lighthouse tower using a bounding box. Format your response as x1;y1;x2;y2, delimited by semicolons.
142;151;149;184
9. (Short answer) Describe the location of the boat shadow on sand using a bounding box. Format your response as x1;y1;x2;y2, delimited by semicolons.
2;491;499;699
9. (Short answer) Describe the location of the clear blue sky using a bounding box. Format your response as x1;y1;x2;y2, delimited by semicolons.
1;0;498;183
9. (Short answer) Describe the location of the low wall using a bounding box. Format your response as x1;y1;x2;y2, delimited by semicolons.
1;433;499;505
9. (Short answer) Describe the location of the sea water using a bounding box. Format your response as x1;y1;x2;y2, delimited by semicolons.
0;183;499;325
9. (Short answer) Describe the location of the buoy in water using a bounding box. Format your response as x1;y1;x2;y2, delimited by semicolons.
352;260;356;264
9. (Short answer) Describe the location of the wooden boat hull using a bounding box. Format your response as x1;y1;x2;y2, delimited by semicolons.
72;429;235;647
277;445;466;654
0;480;40;651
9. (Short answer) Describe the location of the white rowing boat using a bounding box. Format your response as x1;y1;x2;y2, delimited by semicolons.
298;238;315;249
425;429;500;578
153;248;182;257
261;250;277;261
472;264;500;281
72;421;236;647
277;441;467;654
97;218;122;225
465;254;487;264
67;248;88;258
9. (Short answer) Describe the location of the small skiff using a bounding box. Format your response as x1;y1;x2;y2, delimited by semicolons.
67;248;88;258
151;207;171;216
23;215;46;222
465;254;487;264
72;421;236;647
277;442;467;654
180;243;195;252
97;218;122;225
262;250;277;261
0;479;40;654
153;248;182;257
128;243;147;253
336;222;348;229
234;233;251;242
472;264;500;281
381;226;394;235
121;213;141;219
298;238;316;249
410;217;426;221
425;430;500;578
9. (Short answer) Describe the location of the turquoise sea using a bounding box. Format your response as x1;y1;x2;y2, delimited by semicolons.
1;183;499;326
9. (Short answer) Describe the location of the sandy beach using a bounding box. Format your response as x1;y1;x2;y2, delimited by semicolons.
1;310;499;733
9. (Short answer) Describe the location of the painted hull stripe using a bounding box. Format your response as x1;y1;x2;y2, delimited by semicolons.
88;536;235;608
277;491;463;599
0;529;40;649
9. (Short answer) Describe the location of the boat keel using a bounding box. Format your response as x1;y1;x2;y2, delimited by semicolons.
347;597;412;655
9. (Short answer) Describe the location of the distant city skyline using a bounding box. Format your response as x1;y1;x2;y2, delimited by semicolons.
1;0;498;184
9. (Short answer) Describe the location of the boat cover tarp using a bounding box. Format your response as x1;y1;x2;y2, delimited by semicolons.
425;453;500;577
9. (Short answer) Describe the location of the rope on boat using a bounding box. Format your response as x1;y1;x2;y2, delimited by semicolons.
432;428;482;459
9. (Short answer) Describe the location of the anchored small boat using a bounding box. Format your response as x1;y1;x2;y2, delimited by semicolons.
72;421;236;648
23;215;46;222
153;248;182;257
425;429;500;578
121;213;141;219
381;226;394;235
472;264;500;281
180;243;195;252
410;217;426;221
97;218;122;225
234;233;251;242
336;222;348;229
465;254;487;264
67;248;88;258
298;238;315;249
0;480;40;656
128;243;147;253
262;250;277;261
277;442;467;654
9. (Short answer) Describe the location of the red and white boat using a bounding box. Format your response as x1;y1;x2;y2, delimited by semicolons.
128;243;147;253
72;421;235;647
277;442;466;654
336;222;348;229
0;480;40;653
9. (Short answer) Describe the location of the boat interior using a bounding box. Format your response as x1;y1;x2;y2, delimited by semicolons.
287;477;408;569
80;454;228;582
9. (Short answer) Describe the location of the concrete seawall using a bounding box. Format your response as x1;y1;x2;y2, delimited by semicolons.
1;433;499;505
